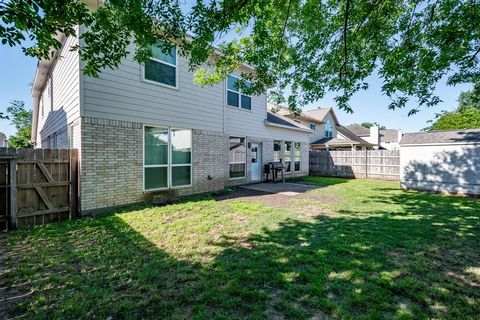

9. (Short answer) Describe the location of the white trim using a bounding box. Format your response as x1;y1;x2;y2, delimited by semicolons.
229;136;247;180
140;45;179;90
294;142;301;172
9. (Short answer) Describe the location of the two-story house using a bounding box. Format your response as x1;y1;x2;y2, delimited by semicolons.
269;104;374;150
31;26;311;213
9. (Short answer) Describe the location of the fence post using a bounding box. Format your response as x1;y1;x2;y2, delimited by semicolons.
365;149;368;179
9;156;17;228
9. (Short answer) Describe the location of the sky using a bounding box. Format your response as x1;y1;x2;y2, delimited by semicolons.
0;42;472;138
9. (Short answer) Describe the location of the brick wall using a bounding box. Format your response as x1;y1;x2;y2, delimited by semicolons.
79;117;309;213
80;117;143;212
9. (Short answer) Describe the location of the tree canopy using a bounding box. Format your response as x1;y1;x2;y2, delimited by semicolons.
360;122;387;130
425;85;480;130
1;0;480;114
4;101;33;148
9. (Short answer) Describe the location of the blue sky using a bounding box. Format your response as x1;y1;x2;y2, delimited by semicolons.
0;43;471;138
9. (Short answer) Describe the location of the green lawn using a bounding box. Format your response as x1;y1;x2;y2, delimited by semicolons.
4;177;480;319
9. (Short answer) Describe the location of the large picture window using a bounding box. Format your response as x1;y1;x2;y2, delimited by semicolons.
144;126;191;190
294;142;301;172
284;141;292;172
227;75;252;110
144;43;177;87
229;137;246;179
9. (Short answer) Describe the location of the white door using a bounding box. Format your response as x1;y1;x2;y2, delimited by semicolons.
251;143;261;181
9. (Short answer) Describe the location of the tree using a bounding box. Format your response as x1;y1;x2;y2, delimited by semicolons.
360;122;386;130
427;106;480;131
5;101;33;148
2;0;480;114
458;82;480;111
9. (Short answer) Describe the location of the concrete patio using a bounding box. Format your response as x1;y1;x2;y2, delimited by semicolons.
240;182;316;196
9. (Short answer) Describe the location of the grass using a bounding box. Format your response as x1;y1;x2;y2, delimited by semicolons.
4;177;480;319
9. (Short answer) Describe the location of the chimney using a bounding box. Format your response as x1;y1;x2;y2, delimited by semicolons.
370;125;379;148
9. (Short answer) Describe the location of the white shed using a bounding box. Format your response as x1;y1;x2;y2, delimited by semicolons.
400;129;480;195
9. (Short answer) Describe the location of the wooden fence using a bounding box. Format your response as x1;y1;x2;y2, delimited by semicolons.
310;149;400;181
0;148;78;230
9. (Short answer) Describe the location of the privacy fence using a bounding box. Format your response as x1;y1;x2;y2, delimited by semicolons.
310;150;400;181
0;148;78;231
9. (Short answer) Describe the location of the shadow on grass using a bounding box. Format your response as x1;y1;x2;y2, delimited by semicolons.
3;190;480;319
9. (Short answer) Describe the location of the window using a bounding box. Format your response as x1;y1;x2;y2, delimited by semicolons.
284;141;292;172
273;140;282;162
310;123;316;131
144;126;191;190
294;142;301;172
227;75;252;110
229;137;246;178
144;43;177;87
325;120;333;138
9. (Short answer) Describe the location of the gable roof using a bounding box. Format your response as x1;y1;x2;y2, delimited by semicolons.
380;129;400;143
304;107;339;125
345;124;370;136
400;129;480;145
265;111;312;133
312;126;374;147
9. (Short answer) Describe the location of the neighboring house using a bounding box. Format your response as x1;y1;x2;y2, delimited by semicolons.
345;124;402;150
0;132;7;147
400;129;480;195
31;26;311;213
269;104;374;150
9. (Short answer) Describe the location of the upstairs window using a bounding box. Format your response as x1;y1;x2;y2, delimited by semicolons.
227;75;252;110
310;123;316;131
325;120;333;138
144;44;177;88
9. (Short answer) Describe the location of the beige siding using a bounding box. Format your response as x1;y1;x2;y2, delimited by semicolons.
82;45;225;132
36;27;80;148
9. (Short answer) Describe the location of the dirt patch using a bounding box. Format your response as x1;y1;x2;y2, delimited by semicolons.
215;187;342;216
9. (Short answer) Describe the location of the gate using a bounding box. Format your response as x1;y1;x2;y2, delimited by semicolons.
0;148;78;230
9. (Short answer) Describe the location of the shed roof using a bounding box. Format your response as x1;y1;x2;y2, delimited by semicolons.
400;129;480;145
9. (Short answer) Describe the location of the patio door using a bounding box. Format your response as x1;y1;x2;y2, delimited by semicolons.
251;143;261;182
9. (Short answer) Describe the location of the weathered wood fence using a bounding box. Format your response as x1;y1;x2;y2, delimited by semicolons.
0;148;78;230
310;150;400;181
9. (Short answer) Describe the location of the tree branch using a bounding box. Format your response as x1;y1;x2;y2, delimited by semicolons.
340;0;351;81
467;46;480;64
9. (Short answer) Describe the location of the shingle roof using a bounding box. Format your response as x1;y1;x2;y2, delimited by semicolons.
380;129;400;143
265;112;311;132
400;129;480;145
345;124;370;136
336;126;373;145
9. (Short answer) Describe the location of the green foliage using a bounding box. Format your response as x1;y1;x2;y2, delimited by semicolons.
5;100;33;148
2;0;480;114
427;106;480;131
458;82;480;111
360;122;387;130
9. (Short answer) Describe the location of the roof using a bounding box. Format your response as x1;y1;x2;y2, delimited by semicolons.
312;126;374;146
400;129;480;145
265;111;312;133
380;129;400;143
345;124;370;136
304;107;339;125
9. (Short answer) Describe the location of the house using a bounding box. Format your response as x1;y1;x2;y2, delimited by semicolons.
269;105;374;150
0;132;7;148
400;129;480;195
345;124;402;150
30;26;311;213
